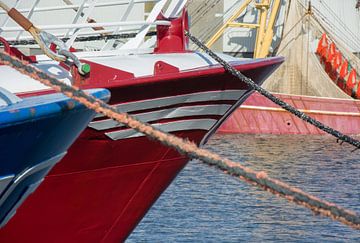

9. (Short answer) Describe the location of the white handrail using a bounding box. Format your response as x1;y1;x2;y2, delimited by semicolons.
0;20;171;32
164;0;187;18
2;28;144;42
65;0;98;47
101;0;135;50
120;0;167;50
0;0;160;15
16;0;40;40
0;0;188;52
0;0;20;33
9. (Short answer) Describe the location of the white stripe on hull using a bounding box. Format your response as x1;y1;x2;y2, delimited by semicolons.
90;104;231;131
0;176;14;197
95;89;245;118
105;119;217;140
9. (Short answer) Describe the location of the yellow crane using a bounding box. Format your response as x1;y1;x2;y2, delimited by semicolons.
205;0;282;58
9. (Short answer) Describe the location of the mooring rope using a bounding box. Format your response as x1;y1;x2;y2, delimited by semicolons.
185;31;360;151
1;50;360;230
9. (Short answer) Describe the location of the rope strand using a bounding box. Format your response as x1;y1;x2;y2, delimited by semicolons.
0;50;359;230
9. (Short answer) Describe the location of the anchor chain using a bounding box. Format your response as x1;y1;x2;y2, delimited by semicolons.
0;50;360;230
185;31;360;151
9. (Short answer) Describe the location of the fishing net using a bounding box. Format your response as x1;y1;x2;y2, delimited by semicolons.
187;0;225;51
262;0;350;98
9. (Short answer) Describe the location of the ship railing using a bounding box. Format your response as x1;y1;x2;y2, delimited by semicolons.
0;0;187;52
0;0;158;15
0;20;170;32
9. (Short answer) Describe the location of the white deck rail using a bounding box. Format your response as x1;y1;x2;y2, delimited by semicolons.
0;0;187;50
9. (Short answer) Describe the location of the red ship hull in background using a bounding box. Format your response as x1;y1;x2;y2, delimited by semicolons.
0;8;284;243
218;92;360;135
213;0;360;137
218;33;360;136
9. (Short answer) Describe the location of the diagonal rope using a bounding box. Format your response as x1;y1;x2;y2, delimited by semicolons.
185;31;360;151
0;50;360;230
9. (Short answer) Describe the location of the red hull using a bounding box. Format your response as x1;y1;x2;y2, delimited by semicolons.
0;57;283;242
218;92;360;135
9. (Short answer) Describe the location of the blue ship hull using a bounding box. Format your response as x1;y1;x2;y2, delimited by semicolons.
0;89;110;227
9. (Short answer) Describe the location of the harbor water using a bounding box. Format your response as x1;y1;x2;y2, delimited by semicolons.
128;134;360;242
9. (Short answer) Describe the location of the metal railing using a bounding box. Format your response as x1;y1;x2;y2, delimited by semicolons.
0;0;186;50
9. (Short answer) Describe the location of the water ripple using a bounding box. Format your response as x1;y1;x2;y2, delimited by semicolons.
128;134;360;242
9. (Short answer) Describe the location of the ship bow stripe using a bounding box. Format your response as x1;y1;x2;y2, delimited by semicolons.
105;119;218;140
94;90;245;118
90;104;231;131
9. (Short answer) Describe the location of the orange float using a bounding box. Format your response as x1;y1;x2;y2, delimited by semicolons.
316;33;329;61
332;51;342;70
329;51;342;81
325;42;337;74
337;60;349;89
345;69;357;96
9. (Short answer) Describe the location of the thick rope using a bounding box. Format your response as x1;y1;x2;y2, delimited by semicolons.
0;50;359;229
185;31;360;150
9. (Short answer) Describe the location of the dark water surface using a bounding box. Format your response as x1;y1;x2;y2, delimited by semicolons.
127;134;360;242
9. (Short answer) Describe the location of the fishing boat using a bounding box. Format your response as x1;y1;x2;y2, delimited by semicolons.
192;0;360;135
0;87;110;228
219;91;360;135
0;1;283;241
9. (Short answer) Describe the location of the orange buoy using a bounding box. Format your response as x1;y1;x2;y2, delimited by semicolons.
339;60;349;79
325;42;337;73
332;51;342;70
345;69;357;96
316;33;329;59
329;51;342;81
337;60;349;89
